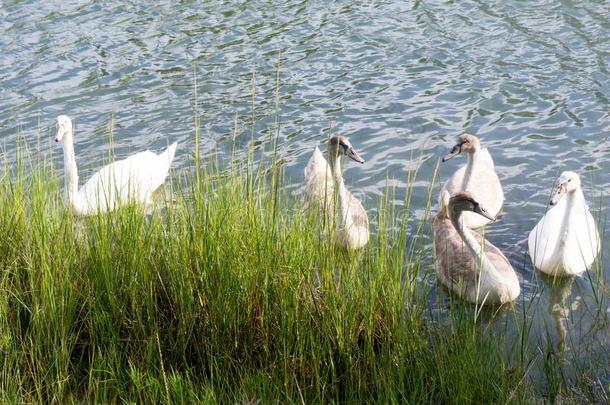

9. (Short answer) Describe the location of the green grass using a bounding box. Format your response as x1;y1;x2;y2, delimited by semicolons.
0;126;607;403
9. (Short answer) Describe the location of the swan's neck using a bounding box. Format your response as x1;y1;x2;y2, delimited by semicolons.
461;149;479;192
558;189;585;244
329;154;343;183
61;132;81;208
451;212;501;279
452;214;483;264
330;155;352;227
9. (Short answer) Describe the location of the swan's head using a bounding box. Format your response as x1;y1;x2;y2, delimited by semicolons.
448;191;496;221
328;135;364;164
55;115;73;143
442;133;480;162
550;171;581;206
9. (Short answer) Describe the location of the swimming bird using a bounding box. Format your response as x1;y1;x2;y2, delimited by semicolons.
528;171;599;276
441;134;503;229
54;115;177;215
433;191;520;305
304;136;369;250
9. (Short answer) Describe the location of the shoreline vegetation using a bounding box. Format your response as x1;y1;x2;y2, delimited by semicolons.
0;125;607;403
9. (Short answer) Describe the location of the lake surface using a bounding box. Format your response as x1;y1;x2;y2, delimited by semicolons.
1;0;608;391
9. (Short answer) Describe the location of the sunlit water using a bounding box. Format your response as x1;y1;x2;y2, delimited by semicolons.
1;0;608;391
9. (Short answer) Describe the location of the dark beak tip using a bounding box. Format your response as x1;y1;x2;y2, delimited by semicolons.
442;152;457;162
348;151;364;164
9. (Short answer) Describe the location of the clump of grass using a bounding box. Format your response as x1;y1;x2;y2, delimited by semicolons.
6;89;609;402
0;129;540;404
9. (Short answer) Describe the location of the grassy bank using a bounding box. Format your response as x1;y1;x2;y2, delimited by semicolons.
0;133;606;403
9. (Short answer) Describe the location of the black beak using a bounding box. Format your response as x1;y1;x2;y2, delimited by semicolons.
474;203;496;221
347;147;364;164
442;143;463;162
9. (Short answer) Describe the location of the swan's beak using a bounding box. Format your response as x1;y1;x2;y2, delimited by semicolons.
474;203;496;221
347;147;364;164
442;143;463;162
550;183;567;206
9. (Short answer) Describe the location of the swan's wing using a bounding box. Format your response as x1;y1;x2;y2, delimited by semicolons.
471;150;503;211
440;165;465;211
304;147;331;189
303;147;333;208
478;148;495;168
80;146;175;209
528;200;565;270
441;155;503;228
347;190;368;228
564;205;600;270
583;209;600;255
80;152;154;202
336;188;369;250
462;151;504;226
137;142;177;193
442;165;466;196
483;239;515;280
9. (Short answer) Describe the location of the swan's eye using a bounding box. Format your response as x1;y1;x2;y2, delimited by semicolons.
568;179;572;182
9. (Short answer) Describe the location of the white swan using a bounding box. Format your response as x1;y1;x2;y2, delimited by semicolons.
304;136;369;250
433;191;520;305
441;134;504;229
528;171;599;276
55;115;178;215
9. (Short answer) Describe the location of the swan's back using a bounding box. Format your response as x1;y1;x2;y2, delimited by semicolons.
79;142;177;213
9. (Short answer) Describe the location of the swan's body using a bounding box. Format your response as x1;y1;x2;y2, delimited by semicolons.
55;115;177;215
528;171;599;276
441;134;503;229
433;191;520;305
304;136;369;250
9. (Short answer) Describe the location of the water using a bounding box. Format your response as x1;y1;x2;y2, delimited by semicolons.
1;0;608;390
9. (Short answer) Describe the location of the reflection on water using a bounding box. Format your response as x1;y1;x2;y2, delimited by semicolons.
546;276;576;353
0;0;608;385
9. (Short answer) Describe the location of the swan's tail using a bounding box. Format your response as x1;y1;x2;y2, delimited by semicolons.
439;190;451;218
146;142;178;195
162;142;178;165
